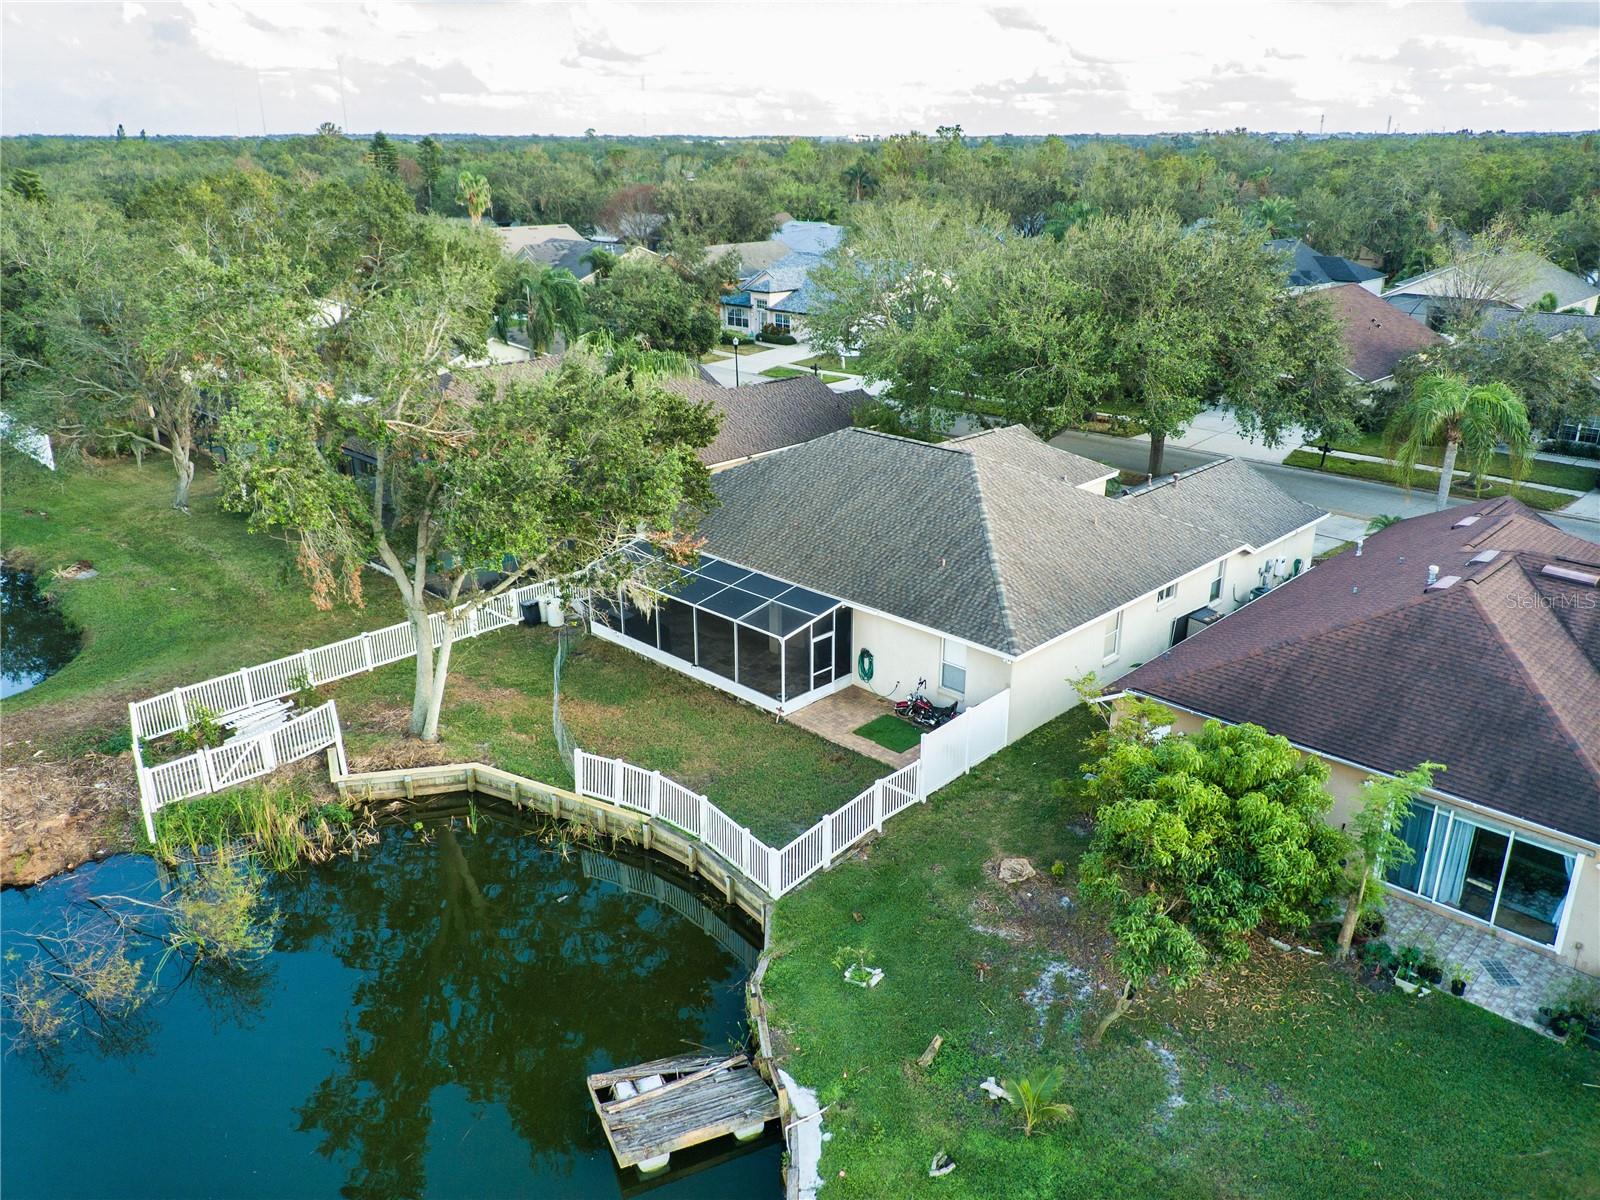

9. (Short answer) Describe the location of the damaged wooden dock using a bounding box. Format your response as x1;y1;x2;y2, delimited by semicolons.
587;1052;779;1173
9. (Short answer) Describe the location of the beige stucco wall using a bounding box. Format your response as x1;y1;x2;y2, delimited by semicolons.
1163;708;1600;976
1005;522;1321;744
849;608;1010;709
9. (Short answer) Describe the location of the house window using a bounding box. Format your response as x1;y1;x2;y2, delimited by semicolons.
725;308;749;329
940;639;967;694
1209;559;1226;603
1156;583;1178;607
1385;800;1578;948
772;313;792;331
1101;611;1122;661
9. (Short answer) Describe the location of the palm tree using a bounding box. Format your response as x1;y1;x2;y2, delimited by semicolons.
456;170;491;226
1000;1067;1076;1137
1384;373;1532;510
1255;195;1299;238
521;267;585;353
579;246;618;280
841;156;879;203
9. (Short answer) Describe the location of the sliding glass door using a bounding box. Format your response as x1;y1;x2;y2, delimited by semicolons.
1385;802;1579;949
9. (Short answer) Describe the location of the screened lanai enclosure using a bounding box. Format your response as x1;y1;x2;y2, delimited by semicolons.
589;547;853;713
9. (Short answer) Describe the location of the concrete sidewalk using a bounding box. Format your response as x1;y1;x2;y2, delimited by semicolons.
698;340;830;388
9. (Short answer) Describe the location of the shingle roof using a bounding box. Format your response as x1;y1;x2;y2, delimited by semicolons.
1477;307;1600;345
704;240;794;274
698;428;1322;656
1268;238;1385;289
661;374;864;467
1386;253;1600;312
1121;498;1600;845
1312;283;1445;382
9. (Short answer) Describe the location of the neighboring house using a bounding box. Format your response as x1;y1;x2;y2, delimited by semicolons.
1269;238;1386;295
1384;252;1600;329
661;374;869;471
1119;498;1600;975
1476;309;1600;446
713;220;845;338
493;224;651;282
588;427;1323;746
1311;283;1445;385
1477;307;1600;347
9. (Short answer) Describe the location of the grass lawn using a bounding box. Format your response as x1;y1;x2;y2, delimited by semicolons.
1281;449;1577;511
852;714;922;754
1314;540;1354;563
718;340;769;356
763;707;1599;1199
1323;432;1599;492
760;365;811;380
699;351;730;363
1;453;400;719
795;352;863;375
820;373;854;385
329;625;882;847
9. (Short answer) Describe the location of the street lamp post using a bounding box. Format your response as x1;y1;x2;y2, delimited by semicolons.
732;336;740;386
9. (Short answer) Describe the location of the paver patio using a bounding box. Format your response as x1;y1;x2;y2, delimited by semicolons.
1384;895;1586;1032
785;686;920;769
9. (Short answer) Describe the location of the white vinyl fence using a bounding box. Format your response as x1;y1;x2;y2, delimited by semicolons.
919;687;1010;794
129;582;1012;906
136;701;347;839
575;689;1009;900
129;582;554;839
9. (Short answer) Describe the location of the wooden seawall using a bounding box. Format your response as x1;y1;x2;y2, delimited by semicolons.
334;761;772;926
334;759;806;1195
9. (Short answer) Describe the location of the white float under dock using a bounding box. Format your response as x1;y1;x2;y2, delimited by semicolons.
587;1052;779;1172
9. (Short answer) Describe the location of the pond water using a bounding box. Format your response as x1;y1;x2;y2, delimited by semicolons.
1;566;82;698
0;803;780;1200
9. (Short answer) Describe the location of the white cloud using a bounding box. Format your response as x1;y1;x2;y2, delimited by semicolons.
2;1;1594;136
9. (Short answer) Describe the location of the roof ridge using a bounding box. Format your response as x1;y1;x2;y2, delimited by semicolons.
1469;574;1600;793
968;457;1023;656
1136;574;1452;692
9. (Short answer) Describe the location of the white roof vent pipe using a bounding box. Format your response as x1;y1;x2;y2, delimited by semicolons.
1427;564;1439;585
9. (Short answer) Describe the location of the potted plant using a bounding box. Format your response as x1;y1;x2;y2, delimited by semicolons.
1392;944;1426;994
1449;966;1472;997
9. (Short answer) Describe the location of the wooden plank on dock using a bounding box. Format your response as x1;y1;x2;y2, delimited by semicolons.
587;1052;779;1170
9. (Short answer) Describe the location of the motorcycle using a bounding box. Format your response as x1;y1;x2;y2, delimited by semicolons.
894;678;959;729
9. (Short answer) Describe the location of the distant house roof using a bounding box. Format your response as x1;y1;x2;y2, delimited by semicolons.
495;224;586;255
698;429;1320;657
703;240;794;274
662;374;866;468
1268;238;1385;290
1385;253;1600;313
775;220;845;256
1477;307;1600;346
1311;283;1445;382
1121;498;1600;846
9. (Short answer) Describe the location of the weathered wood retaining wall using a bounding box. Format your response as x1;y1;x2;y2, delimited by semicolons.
334;761;771;925
334;760;808;1195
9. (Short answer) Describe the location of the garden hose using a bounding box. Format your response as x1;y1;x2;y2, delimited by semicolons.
857;647;875;682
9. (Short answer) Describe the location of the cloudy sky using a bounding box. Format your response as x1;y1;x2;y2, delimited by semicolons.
3;1;1596;137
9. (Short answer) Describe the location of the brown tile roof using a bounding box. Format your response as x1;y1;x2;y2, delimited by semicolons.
1121;497;1600;845
663;374;864;468
1311;283;1444;383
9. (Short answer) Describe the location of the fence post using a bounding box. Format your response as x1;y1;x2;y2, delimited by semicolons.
360;632;374;671
261;725;279;773
695;794;708;839
821;811;833;867
138;772;157;844
241;667;256;706
573;747;585;796
650;769;662;817
873;780;885;833
300;648;316;687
